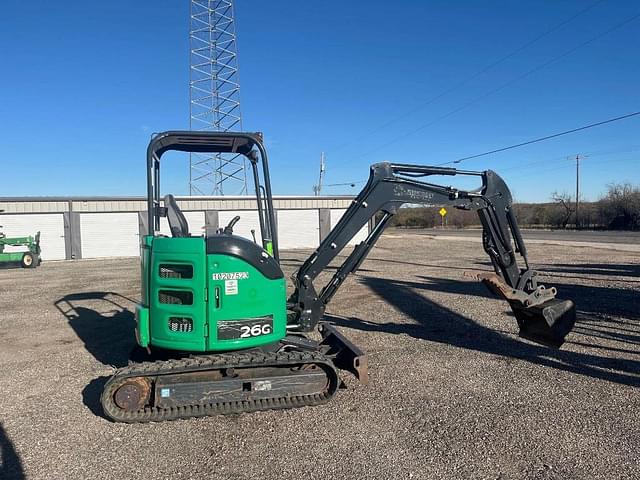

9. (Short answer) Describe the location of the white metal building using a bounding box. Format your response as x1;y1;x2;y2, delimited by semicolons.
0;196;368;261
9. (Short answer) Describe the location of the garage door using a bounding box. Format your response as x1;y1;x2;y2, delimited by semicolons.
277;210;320;249
330;209;368;245
0;213;66;260
81;213;140;258
218;210;263;242
159;211;205;237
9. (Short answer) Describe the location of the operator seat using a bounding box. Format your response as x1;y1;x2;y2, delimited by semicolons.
164;194;190;237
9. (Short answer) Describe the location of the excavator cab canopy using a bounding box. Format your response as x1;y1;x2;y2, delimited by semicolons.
146;131;279;258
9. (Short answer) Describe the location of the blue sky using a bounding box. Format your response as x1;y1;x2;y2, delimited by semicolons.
0;0;638;202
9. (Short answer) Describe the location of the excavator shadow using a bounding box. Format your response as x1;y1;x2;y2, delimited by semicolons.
54;292;137;369
279;256;377;274
324;275;640;387
82;376;110;419
403;274;639;326
54;292;140;420
540;262;640;279
0;423;25;480
367;257;493;273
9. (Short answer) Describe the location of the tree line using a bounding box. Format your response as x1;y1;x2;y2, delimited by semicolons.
390;182;640;230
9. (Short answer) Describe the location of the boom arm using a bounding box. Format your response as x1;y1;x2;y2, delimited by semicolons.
288;162;575;348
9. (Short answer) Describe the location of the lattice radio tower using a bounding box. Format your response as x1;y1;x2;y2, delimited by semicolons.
189;0;247;195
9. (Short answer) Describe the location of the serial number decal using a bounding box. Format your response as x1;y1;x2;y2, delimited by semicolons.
217;316;274;341
225;279;238;296
212;272;249;280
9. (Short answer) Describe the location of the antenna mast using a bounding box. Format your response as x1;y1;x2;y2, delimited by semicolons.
189;0;247;195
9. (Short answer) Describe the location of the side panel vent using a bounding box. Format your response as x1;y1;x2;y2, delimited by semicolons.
159;264;193;279
169;317;193;333
159;290;194;305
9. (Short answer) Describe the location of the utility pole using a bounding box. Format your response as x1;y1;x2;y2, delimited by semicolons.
575;154;579;229
573;154;588;229
313;152;326;196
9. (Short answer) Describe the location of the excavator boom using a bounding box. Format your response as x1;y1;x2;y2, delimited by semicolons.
288;162;576;348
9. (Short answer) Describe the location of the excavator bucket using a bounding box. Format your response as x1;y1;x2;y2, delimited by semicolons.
475;273;576;348
509;298;576;348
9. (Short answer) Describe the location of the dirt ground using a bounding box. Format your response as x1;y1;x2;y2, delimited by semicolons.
0;232;638;480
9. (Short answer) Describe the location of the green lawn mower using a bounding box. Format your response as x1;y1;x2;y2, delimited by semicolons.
100;131;576;423
0;225;41;268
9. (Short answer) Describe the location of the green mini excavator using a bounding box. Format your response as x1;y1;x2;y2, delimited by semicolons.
101;131;576;423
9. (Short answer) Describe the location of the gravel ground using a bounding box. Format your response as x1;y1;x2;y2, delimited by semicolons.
0;233;638;480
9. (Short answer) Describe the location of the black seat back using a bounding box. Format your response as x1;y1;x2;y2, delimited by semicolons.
164;194;190;237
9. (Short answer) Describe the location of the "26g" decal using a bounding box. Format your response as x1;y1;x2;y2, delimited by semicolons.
239;324;272;338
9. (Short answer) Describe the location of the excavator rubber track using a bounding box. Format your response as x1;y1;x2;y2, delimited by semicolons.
101;350;339;423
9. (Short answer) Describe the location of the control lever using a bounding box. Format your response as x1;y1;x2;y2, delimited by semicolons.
223;216;241;235
250;229;257;243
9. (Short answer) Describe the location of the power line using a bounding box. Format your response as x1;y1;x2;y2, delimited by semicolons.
577;153;639;169
324;181;365;188
350;11;640;162
328;0;605;154
497;144;640;173
329;144;640;191
582;144;640;158
498;154;575;173
439;110;640;166
507;155;636;180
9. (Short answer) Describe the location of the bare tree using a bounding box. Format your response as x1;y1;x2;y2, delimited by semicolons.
551;191;574;228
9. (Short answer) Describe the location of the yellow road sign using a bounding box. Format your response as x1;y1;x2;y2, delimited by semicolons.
439;207;447;217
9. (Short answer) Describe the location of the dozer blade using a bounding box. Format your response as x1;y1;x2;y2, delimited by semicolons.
471;272;576;348
509;297;576;348
319;322;369;385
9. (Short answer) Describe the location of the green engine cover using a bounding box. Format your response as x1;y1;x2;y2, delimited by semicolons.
137;235;287;352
